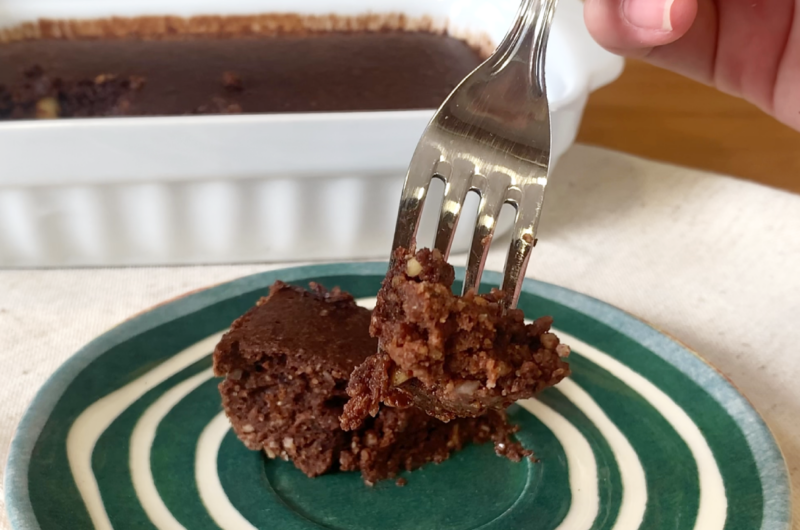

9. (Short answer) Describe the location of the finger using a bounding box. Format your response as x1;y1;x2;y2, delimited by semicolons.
644;0;718;85
584;0;699;58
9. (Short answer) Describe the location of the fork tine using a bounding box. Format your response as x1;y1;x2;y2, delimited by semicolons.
433;160;474;260
462;174;509;295
391;146;442;252
501;184;546;308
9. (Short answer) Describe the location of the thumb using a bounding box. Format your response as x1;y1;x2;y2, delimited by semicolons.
584;0;698;57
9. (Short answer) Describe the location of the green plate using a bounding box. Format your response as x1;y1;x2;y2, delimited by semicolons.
5;263;792;530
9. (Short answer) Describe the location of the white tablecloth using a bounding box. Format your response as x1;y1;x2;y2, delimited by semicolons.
1;144;798;528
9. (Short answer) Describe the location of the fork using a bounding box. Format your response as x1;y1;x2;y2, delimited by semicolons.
391;0;558;309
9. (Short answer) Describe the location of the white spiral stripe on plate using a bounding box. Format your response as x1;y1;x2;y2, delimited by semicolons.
130;368;215;530
196;412;259;530
551;327;728;530
66;332;224;530
557;379;648;529
518;398;599;529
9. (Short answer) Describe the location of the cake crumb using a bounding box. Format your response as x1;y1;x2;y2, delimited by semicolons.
193;96;242;114
395;477;408;487
222;71;244;91
1;66;146;119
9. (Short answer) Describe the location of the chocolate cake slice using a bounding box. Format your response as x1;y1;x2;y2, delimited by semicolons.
213;281;530;484
341;247;570;428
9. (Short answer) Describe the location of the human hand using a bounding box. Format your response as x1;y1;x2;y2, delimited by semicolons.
584;0;800;131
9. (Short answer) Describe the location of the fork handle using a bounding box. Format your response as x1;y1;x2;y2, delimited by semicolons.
492;0;559;94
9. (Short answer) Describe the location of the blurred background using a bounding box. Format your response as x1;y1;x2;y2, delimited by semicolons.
0;0;798;269
579;60;800;194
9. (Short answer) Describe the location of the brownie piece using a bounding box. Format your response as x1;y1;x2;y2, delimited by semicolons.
213;281;530;484
341;247;570;428
213;281;370;477
0;14;486;119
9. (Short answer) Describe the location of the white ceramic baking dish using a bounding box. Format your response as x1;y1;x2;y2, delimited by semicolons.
0;0;622;267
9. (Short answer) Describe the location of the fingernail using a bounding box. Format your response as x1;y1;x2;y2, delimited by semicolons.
622;0;674;31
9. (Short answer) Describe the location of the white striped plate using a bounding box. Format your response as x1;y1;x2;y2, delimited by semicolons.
5;262;792;529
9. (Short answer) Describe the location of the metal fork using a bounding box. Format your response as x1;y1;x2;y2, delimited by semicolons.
391;0;558;309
